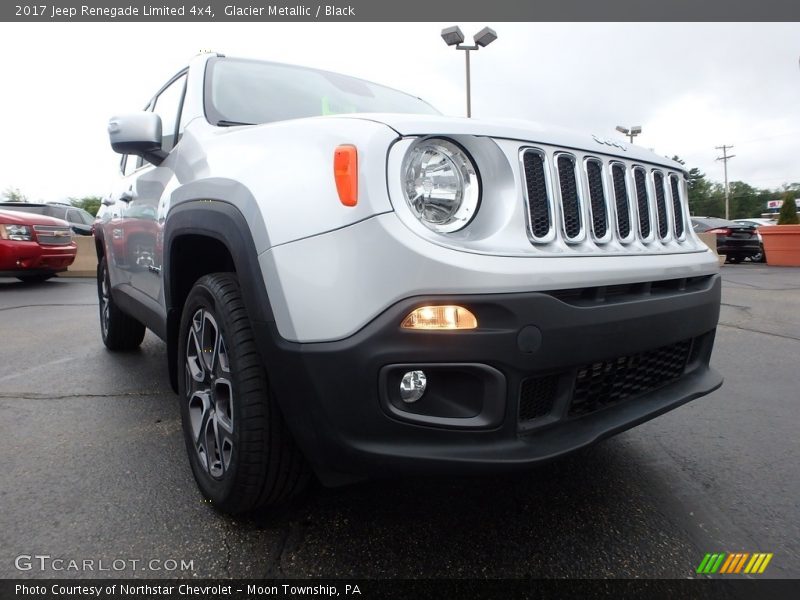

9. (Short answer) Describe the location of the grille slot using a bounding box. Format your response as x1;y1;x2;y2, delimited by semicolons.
33;225;72;246
611;163;632;239
522;150;552;240
586;159;608;239
669;174;685;239
633;167;652;239
569;339;693;418
519;375;559;422
557;154;582;240
652;171;669;239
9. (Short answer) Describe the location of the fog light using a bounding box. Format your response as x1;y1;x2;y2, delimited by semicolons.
401;305;477;330
400;370;427;403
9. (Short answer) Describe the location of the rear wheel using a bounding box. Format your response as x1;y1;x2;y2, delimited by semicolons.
97;256;146;350
178;273;309;514
750;245;766;263
726;255;743;264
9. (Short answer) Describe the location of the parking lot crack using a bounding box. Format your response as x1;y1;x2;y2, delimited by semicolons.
0;391;171;400
717;322;800;342
0;303;96;312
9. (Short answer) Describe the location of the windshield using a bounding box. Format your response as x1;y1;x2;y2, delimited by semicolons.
205;58;439;126
0;204;47;215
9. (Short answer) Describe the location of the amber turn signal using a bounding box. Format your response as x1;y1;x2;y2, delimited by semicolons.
334;144;358;207
401;305;478;330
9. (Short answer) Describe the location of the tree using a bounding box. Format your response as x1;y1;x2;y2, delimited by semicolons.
2;186;28;202
686;168;720;216
777;192;799;225
70;196;102;217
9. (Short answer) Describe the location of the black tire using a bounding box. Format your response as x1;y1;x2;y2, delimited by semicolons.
97;256;146;350
16;274;54;283
178;273;309;514
726;256;742;264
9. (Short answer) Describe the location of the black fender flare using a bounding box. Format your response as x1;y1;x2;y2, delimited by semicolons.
163;193;276;392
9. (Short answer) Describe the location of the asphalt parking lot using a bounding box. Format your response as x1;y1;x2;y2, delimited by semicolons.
0;265;798;579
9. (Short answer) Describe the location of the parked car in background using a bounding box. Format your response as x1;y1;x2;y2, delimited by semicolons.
0;202;95;236
0;209;77;282
733;218;776;263
691;217;760;263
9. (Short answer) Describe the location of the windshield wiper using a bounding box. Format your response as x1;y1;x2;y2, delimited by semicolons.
216;119;255;127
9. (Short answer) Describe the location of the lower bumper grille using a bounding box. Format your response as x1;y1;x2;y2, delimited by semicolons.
569;339;692;417
518;338;694;424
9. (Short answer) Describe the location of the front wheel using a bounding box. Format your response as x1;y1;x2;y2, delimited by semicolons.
178;273;309;514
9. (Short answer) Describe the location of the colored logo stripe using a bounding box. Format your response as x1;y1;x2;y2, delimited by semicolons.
744;553;773;574
698;552;773;575
697;553;726;574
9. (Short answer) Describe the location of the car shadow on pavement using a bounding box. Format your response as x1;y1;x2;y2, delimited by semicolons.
221;438;698;579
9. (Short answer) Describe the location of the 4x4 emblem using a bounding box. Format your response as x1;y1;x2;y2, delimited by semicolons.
592;134;627;151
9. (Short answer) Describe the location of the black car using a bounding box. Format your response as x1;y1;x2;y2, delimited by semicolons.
0;202;94;236
691;217;760;263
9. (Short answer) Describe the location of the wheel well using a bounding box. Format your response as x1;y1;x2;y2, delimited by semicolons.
170;234;236;312
167;234;236;392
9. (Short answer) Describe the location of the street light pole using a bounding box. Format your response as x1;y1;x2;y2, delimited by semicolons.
616;125;642;144
441;26;497;118
464;47;471;118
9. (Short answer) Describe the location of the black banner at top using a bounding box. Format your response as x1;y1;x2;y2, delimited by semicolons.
2;0;800;22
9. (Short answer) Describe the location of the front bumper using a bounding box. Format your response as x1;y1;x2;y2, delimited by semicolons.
256;274;722;482
0;240;76;275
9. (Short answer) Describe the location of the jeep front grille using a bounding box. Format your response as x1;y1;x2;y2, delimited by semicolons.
653;170;669;240
610;163;631;239
586;159;608;239
633;167;652;239
33;225;72;246
556;154;582;240
521;148;689;250
522;150;552;240
670;174;685;239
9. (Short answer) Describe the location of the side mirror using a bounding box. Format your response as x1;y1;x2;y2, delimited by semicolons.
108;112;167;166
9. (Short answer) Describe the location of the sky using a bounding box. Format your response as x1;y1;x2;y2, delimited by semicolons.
0;22;798;203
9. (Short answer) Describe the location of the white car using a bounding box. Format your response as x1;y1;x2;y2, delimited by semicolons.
96;52;723;514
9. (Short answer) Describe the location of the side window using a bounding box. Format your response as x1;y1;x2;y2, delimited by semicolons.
152;73;187;153
66;209;82;224
123;154;143;176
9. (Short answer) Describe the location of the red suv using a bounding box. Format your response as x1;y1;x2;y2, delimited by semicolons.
0;208;77;282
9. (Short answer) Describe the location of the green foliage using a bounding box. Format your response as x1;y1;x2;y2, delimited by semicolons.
687;168;720;216
2;186;28;202
777;192;799;225
69;196;102;217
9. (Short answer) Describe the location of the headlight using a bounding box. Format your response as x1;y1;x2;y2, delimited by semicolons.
0;224;33;241
402;138;480;233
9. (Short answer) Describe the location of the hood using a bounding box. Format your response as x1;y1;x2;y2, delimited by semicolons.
0;208;70;227
338;113;683;170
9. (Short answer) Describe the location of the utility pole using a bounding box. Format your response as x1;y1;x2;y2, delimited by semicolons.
715;145;735;220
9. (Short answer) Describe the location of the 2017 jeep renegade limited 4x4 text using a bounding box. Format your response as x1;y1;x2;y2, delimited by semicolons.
97;53;722;514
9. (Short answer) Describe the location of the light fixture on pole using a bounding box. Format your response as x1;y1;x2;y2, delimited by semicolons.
441;25;498;118
615;125;642;144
